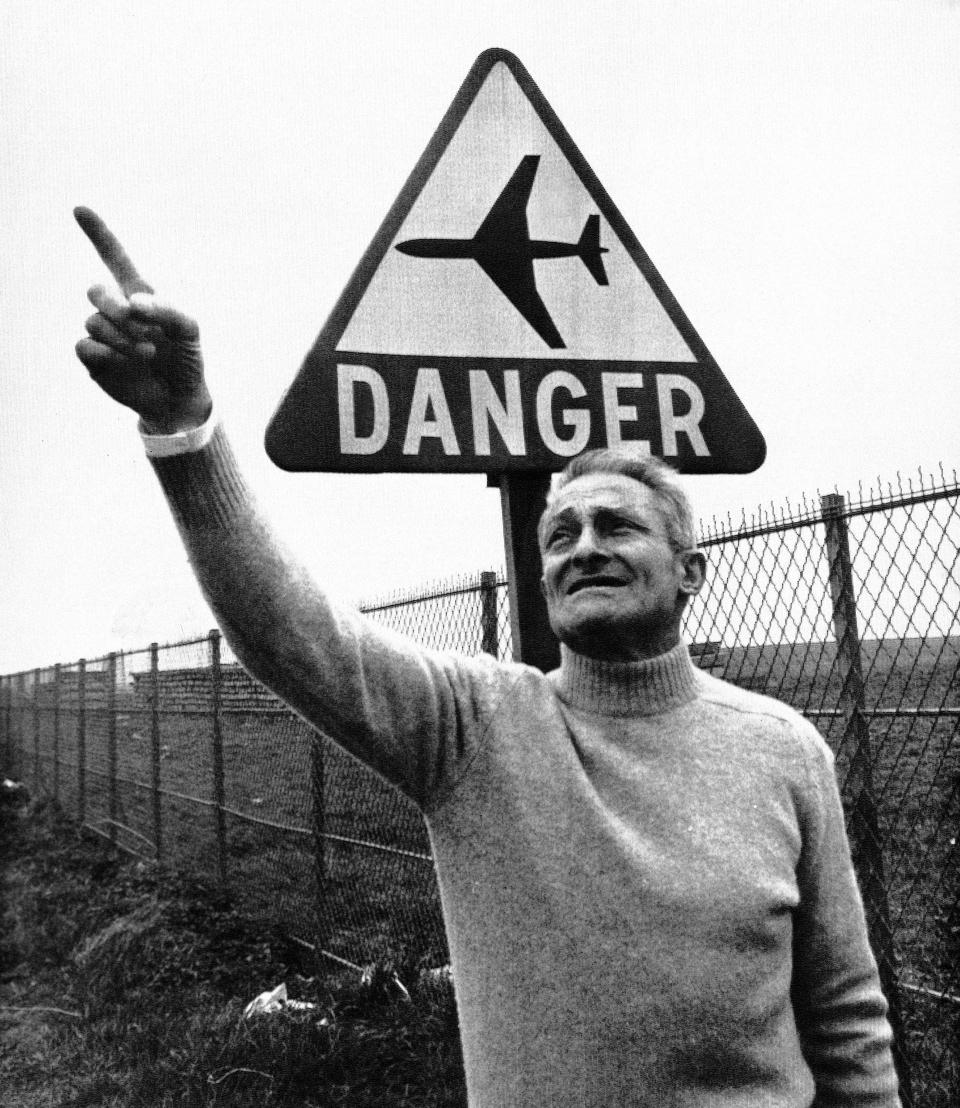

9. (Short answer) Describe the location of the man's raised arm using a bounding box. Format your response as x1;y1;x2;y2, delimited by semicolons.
73;208;505;807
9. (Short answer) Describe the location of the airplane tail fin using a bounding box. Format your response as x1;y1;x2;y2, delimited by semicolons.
578;214;609;286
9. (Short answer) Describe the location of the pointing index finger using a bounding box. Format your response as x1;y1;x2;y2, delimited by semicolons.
74;206;154;296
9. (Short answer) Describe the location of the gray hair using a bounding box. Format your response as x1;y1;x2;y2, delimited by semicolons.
541;448;698;552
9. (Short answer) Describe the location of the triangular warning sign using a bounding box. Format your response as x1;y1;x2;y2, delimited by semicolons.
266;49;765;474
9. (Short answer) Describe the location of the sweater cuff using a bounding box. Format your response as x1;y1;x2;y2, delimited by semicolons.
140;406;218;457
149;421;252;530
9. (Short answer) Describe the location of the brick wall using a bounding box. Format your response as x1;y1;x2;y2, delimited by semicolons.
29;669;114;709
130;664;283;713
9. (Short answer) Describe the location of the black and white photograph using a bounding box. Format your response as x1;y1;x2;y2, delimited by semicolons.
2;3;957;1105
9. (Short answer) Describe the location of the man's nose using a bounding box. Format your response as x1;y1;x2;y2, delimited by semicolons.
570;524;607;563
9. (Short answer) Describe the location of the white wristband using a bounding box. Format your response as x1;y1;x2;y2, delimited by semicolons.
140;407;218;458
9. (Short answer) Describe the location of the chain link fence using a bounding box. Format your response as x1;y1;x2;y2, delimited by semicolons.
2;473;957;1105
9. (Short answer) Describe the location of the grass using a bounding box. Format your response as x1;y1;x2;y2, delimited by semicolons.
0;793;467;1108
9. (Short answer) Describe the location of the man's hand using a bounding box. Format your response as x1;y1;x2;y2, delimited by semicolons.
74;207;212;434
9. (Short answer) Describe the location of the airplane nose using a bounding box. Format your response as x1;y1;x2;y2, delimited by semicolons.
395;239;431;257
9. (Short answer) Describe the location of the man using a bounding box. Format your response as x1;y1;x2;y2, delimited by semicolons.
74;207;901;1107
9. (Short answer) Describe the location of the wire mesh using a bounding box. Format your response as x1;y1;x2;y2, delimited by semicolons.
219;705;319;939
361;573;503;656
684;478;960;1108
1;476;957;1105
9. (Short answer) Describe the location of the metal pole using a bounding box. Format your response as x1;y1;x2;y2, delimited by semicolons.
496;474;560;671
150;643;162;864
5;676;11;777
15;674;25;783
33;668;41;790
78;660;87;823
8;676;13;777
311;729;326;951
107;653;118;844
820;493;911;1102
2;677;9;775
4;676;13;778
6;676;12;776
1;678;7;776
53;665;61;800
210;630;227;886
480;571;499;658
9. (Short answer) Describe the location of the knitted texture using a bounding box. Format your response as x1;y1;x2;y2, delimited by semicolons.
150;427;901;1108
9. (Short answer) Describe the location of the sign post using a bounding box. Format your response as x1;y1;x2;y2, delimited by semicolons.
495;472;559;671
266;49;764;668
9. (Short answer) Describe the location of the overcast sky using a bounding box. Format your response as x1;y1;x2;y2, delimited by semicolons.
1;0;958;674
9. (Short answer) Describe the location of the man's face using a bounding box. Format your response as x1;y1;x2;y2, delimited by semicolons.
539;473;705;662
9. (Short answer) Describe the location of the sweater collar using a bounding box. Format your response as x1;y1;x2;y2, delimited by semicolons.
553;640;700;716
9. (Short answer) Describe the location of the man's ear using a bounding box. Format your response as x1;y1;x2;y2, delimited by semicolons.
678;550;707;597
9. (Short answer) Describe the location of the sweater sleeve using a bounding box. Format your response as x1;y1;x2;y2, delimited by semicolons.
148;423;513;809
791;729;902;1108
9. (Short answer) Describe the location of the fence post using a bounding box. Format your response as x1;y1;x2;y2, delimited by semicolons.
33;668;41;790
150;644;162;864
2;678;8;773
7;676;13;776
820;493;912;1102
14;674;23;782
53;665;61;801
1;677;8;774
4;677;10;774
209;630;227;886
5;677;11;775
311;730;326;952
107;653;118;844
78;660;86;823
14;676;20;779
16;674;27;785
480;571;500;658
5;676;11;776
3;676;11;775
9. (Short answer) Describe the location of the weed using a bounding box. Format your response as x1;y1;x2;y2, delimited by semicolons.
0;798;466;1107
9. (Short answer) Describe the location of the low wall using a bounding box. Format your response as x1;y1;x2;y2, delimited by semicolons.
130;665;284;713
19;670;114;710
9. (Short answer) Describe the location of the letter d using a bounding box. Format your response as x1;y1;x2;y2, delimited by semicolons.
337;364;389;455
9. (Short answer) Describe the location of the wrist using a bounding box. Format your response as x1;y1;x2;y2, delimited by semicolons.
140;415;206;435
140;402;218;458
140;395;213;435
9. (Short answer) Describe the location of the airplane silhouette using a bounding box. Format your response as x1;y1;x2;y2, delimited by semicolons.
395;154;609;349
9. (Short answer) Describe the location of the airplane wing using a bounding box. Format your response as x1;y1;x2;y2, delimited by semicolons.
475;252;565;349
473;154;565;349
475;154;540;245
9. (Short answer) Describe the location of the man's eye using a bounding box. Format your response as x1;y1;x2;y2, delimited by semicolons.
547;529;572;548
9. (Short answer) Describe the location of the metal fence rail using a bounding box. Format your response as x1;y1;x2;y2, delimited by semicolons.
2;471;958;1107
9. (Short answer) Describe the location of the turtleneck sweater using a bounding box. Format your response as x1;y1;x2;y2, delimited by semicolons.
150;425;900;1108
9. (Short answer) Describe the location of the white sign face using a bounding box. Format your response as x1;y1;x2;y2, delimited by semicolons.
266;49;765;474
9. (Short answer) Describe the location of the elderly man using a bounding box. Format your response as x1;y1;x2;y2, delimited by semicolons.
74;208;900;1108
